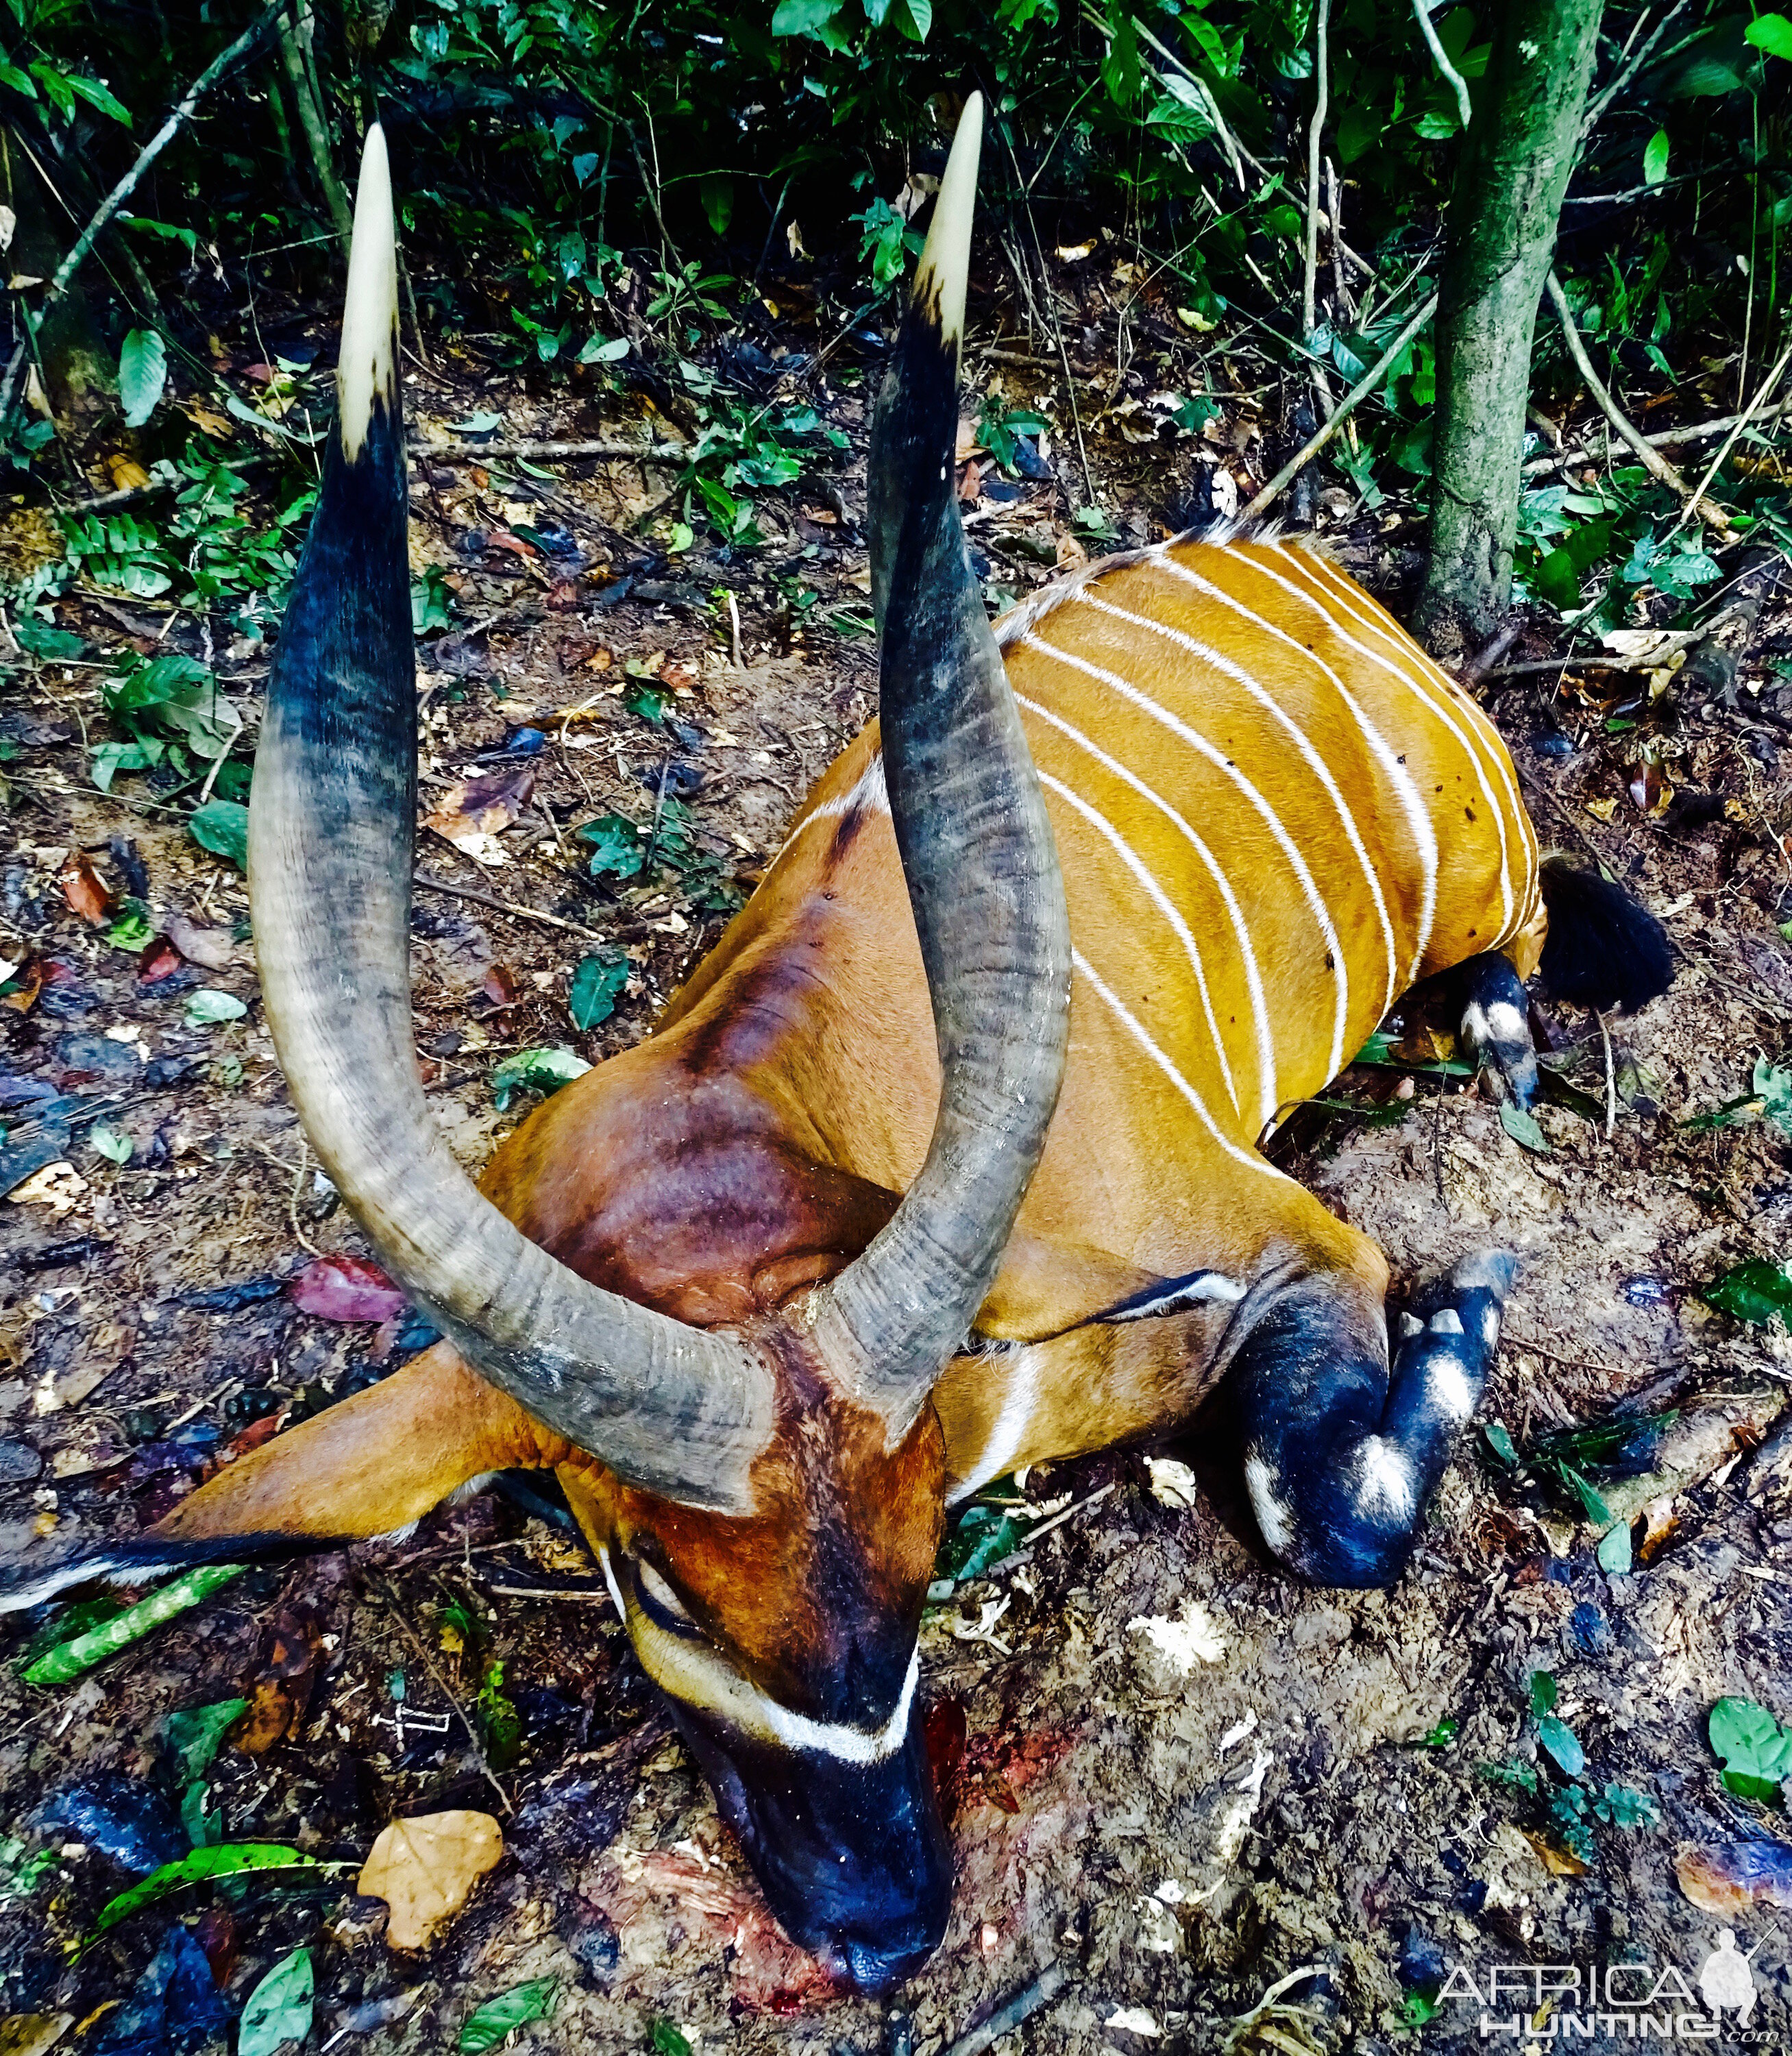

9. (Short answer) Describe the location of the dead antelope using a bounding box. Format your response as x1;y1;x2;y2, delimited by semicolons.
3;103;1670;1992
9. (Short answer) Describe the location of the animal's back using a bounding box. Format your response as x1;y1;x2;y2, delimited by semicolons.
1001;534;1542;1149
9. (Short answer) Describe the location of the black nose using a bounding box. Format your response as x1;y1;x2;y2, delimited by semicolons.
671;1708;952;1994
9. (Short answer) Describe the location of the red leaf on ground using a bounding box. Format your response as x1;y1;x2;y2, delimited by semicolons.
227;1413;285;1459
193;1907;237;1986
482;964;521;1008
61;853;112;926
289;1253;407;1323
138;936;184;984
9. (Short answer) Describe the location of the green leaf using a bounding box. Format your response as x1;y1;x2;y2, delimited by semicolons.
1499;1101;1551;1153
1400;1991;1441;2026
188;799;249;869
238;1946;314;2056
1538;1713;1585;1779
1753;1056;1792;1136
185;988;246;1027
623;680;671;723
1534;544;1582;611
117;330;167;430
476;1658;521;1771
1482;1421;1520;1467
91;1841;326;1935
29;60;73;118
120;215;198;257
89;1125;132;1166
105;907;152;951
1419;1718;1460;1750
491;1045;591;1112
771;0;841;34
1745;13;1792;59
459;1978;557;2053
164;1697;248;1780
577;335;629;364
0;59;36;97
1702;1257;1792;1326
1709;1696;1792;1801
1530;1669;1558;1716
1596;1519;1633;1575
1557;1461;1613;1526
67;74;130;125
14;618;85;660
569;952;630;1031
646;2023;692;2056
23;1565;245;1685
1643;128;1669;186
575;813;646;880
180;1778;221;1849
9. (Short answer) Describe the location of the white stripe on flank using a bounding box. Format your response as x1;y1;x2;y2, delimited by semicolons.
1268;545;1524;938
600;1542;920;1765
947;1342;1044;1504
1077;587;1400;1023
1154;549;1440;986
1070;946;1286;1182
1022;630;1352;1077
1288;545;1531;909
1036;768;1242;1116
1016;690;1279;1131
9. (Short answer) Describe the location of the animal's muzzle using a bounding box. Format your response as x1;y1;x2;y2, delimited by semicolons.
672;1706;952;1994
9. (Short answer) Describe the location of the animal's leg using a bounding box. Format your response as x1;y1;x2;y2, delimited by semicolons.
1456;951;1538;1111
0;1345;573;1611
1231;1251;1515;1588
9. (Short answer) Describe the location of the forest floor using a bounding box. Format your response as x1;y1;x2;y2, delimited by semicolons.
1;267;1791;2056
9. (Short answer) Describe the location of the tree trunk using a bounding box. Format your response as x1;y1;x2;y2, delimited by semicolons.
1414;0;1606;659
274;2;352;245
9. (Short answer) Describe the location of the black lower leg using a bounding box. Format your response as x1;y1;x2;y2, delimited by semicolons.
1231;1251;1516;1588
1458;953;1538;1110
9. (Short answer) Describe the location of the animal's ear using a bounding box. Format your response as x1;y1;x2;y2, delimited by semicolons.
975;1232;1164;1343
0;1347;560;1613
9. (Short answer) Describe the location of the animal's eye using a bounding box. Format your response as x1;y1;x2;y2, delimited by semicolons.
635;1556;701;1637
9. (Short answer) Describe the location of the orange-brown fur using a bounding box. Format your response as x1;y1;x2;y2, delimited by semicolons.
146;536;1544;1689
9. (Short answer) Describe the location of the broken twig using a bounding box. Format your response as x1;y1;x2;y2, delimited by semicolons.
417;437;689;465
942;1964;1068;2056
1238;291;1439;524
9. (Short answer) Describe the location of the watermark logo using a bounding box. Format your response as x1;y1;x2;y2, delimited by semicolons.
1437;1936;1776;2043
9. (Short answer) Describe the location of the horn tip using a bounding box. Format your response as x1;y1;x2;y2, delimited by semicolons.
338;123;400;463
911;93;983;355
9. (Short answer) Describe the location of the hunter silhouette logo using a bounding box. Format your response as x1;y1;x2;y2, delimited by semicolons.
1697;1931;1762;2031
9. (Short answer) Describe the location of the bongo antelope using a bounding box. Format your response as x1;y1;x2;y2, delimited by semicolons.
1;103;1669;1992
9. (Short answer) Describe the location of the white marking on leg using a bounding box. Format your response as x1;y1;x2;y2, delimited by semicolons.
1070;948;1289;1181
1481;1304;1501;1351
1152;548;1438;990
1399;1311;1423;1341
1351;1439;1419;1523
1464;1001;1493;1048
596;1542;628;1627
1428;1307;1464;1336
1075;587;1401;1022
1017;690;1281;1129
1245;1452;1297;1556
1486;1000;1527;1043
1271;545;1524;937
1424;1354;1478;1422
1026;632;1351;1079
1037;768;1242;1115
1109;1271;1248;1321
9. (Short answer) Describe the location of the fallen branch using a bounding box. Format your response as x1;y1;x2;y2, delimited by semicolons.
1237;291;1439;524
0;0;286;419
417;436;689;465
1544;269;1733;537
58;453;271;517
1302;1;1336;421
414;867;606;941
1523;395;1792;476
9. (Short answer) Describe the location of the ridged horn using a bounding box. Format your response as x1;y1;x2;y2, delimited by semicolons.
811;94;1072;1434
247;126;776;1513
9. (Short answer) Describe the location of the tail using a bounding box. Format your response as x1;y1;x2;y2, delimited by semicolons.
1536;855;1673;1014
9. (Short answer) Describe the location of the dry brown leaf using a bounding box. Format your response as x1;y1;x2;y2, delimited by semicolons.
358;1810;504;1950
6;1164;86;1214
234;1678;297;1755
423;766;537;862
60;853;112;927
107;456;151;492
164;911;236;971
1676;1840;1792;1917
